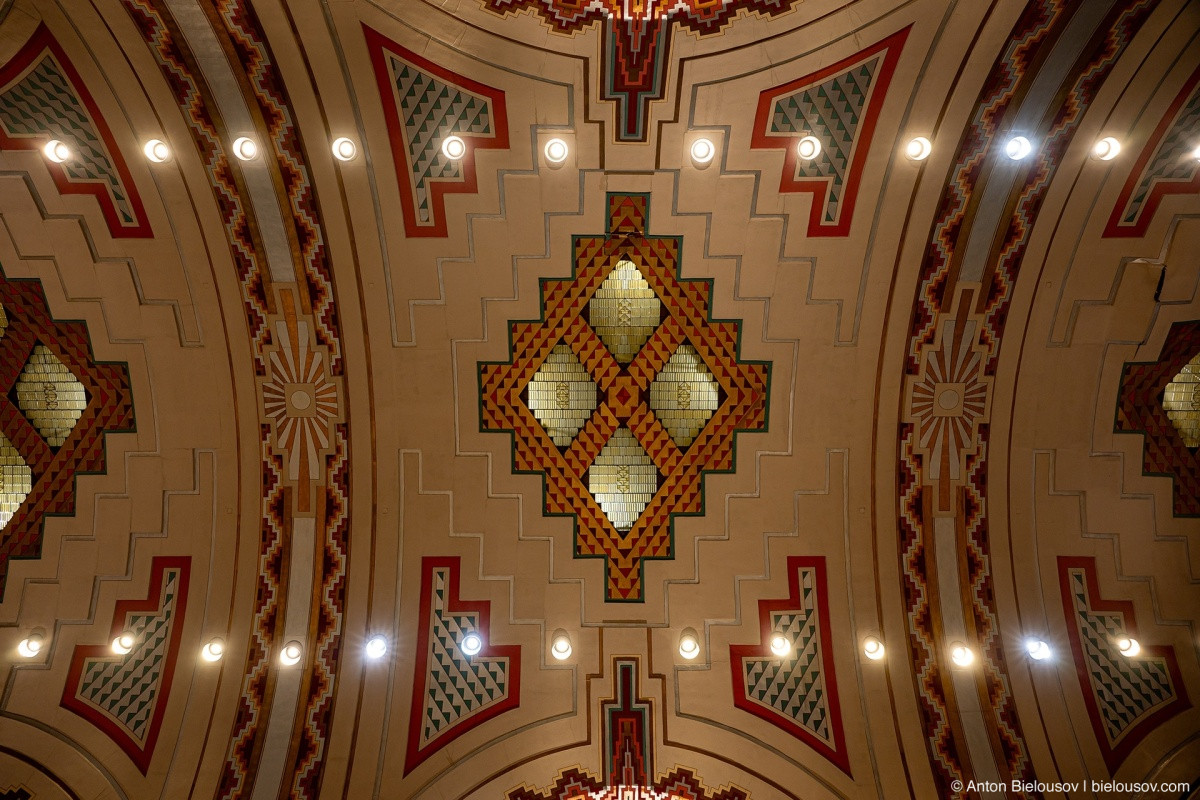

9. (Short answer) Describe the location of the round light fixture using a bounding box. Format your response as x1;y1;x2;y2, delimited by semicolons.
796;135;822;161
441;135;466;160
280;640;303;666
143;139;171;162
690;137;716;165
544;137;569;164
678;627;701;660
950;642;975;667
232;136;258;161
1116;637;1141;658
1092;137;1120;161
905;136;932;161
461;632;483;656
332;137;357;161
863;636;886;661
769;634;791;657
43;140;71;163
17;634;44;658
550;629;572;661
1025;639;1051;661
365;635;388;660
201;639;225;662
112;632;136;655
1005;136;1033;160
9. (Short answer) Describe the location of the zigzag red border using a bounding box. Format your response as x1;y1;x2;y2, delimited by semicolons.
751;27;909;237
0;23;151;238
405;556;522;775
728;555;850;776
1057;556;1191;772
60;555;191;774
364;24;509;238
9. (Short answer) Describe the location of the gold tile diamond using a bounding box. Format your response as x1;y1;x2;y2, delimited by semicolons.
0;434;31;531
1164;352;1200;448
15;344;88;447
589;427;656;531
589;259;661;364
650;344;720;448
526;344;597;447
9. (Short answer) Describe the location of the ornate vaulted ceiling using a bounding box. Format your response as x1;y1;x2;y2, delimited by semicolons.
0;0;1197;798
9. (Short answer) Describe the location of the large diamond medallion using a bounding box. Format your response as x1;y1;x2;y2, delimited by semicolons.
480;194;769;601
15;344;88;447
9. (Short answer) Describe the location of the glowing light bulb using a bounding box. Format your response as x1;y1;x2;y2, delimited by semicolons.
143;139;170;162
690;138;715;165
232;137;258;161
442;135;466;160
769;634;791;657
678;627;700;660
332;137;357;161
950;643;975;667
17;634;43;658
365;635;388;660
905;136;932;161
544;138;569;164
201;639;225;662
461;632;483;656
1005;136;1033;160
796;135;822;160
112;632;136;655
863;636;886;661
1092;137;1120;160
1025;639;1051;661
1117;637;1140;657
551;630;572;660
280;641;303;665
43;140;71;163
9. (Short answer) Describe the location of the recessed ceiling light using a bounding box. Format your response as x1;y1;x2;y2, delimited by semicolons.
769;634;791;657
365;635;388;660
544;137;569;164
201;639;225;662
232;136;258;161
17;634;43;658
678;627;701;660
332;137;357;161
143;139;171;162
950;642;975;667
442;135;466;160
796;135;822;161
43;139;71;163
690;137;716;165
461;632;483;656
1004;136;1033;160
905;136;932;161
863;636;886;661
280;640;303;665
1092;137;1120;161
1025;639;1051;661
1116;637;1140;657
1191;144;1200;161
551;630;572;660
112;631;136;655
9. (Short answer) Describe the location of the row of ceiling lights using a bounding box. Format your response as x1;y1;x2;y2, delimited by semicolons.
37;131;1193;171
12;627;1142;667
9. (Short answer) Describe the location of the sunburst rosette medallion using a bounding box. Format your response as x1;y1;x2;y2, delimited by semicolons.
480;194;769;601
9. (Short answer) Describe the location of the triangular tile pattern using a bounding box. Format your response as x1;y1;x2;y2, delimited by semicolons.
0;25;150;237
61;557;190;774
0;268;134;598
1057;557;1190;771
730;556;850;775
504;765;750;800
526;344;598;447
649;343;719;448
14;344;88;447
1105;63;1200;237
364;25;508;238
752;27;909;236
405;557;520;775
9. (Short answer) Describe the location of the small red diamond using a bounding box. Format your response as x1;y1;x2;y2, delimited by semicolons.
616;387;632;404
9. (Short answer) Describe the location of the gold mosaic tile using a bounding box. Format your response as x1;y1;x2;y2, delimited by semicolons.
527;344;598;447
1163;352;1200;448
589;259;661;364
15;344;88;447
589;427;657;531
650;344;720;448
0;303;7;340
0;433;31;532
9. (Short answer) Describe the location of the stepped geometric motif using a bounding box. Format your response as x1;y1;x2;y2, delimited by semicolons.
0;24;150;238
507;766;749;800
61;556;190;774
730;556;849;775
1116;320;1200;516
752;28;909;236
0;267;134;598
480;0;800;141
0;790;31;800
480;194;770;601
364;25;508;238
405;557;520;775
1105;63;1200;238
1057;557;1190;771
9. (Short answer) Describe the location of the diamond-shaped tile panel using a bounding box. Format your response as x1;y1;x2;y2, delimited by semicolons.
15;344;88;447
1163;352;1200;447
589;260;661;364
650;344;720;448
589;427;657;531
526;344;598;447
0;434;31;531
